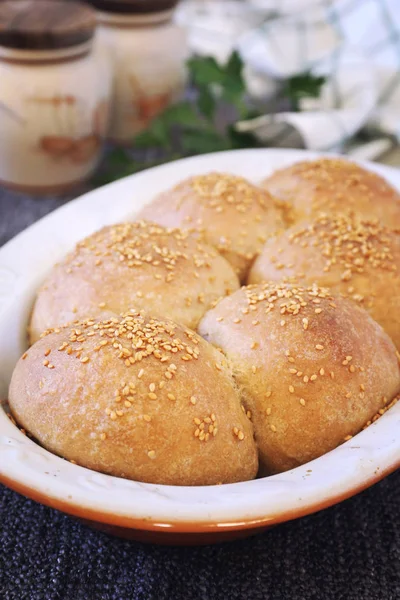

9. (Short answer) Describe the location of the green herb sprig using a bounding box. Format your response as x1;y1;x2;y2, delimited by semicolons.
98;53;326;184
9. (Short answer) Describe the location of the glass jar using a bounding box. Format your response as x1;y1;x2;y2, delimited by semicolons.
0;0;112;194
91;0;189;144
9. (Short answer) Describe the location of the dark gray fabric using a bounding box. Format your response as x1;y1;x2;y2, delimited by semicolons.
0;186;399;600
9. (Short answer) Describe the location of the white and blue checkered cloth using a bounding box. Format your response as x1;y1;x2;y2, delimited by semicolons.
176;0;400;153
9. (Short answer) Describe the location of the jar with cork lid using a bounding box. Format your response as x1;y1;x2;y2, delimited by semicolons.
89;0;189;144
0;0;112;194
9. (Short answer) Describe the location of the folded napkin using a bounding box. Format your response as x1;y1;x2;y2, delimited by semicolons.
176;0;400;155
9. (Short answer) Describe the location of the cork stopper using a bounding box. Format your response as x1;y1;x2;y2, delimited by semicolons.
88;0;179;15
0;0;96;50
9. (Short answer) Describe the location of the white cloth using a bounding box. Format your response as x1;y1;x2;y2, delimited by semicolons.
176;0;400;151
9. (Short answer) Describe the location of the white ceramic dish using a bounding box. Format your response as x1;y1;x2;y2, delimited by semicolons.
0;149;399;545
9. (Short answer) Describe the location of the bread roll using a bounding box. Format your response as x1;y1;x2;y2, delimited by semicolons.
10;312;258;485
249;213;400;349
262;158;400;226
30;221;239;343
137;172;286;281
198;282;400;474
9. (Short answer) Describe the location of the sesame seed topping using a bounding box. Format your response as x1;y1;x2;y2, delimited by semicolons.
147;450;156;459
282;211;399;286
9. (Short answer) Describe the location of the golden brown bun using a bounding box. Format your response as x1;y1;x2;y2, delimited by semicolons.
30;221;239;344
10;312;258;485
137;172;286;281
249;213;400;350
262;158;400;226
198;282;400;474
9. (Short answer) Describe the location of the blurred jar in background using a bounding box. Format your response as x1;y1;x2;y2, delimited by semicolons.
90;0;189;145
0;0;112;194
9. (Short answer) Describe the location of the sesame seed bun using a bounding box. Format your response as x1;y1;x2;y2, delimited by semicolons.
10;312;258;485
198;283;400;474
137;172;286;281
29;221;239;344
262;158;400;226
248;213;400;350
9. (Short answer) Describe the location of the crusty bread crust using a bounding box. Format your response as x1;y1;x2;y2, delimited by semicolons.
199;283;400;474
138;172;286;281
30;221;239;343
10;312;258;485
249;213;400;350
262;158;400;227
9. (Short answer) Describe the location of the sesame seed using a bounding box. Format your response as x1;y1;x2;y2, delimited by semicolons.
149;383;156;392
100;433;107;441
44;349;51;357
349;365;356;373
315;344;324;350
148;392;157;400
143;414;151;422
289;385;295;393
80;357;89;363
270;424;277;432
252;365;257;374
147;450;156;459
190;396;197;405
266;407;271;415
